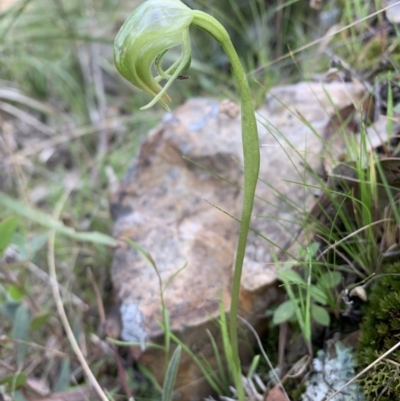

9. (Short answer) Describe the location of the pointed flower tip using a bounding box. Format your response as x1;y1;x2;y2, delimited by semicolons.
141;100;171;112
114;0;193;109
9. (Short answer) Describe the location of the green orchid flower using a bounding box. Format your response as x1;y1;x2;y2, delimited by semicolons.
114;0;193;110
114;2;261;399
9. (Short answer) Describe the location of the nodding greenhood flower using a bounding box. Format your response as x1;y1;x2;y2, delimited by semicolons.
114;3;261;400
114;0;193;110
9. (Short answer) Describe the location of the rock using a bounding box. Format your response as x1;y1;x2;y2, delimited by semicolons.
110;81;366;400
301;342;363;401
385;0;400;24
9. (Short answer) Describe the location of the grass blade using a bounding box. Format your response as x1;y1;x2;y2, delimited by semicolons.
206;329;228;391
12;303;31;368
162;345;182;401
0;192;117;246
0;216;19;257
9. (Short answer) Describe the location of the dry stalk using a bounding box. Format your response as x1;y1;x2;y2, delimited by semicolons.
47;190;111;401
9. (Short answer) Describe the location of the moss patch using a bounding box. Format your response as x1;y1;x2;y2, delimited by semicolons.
356;263;400;400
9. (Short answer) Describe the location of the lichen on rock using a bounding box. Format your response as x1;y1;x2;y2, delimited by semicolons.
302;342;364;401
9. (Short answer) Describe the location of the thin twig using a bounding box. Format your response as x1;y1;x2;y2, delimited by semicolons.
47;190;111;401
386;358;400;368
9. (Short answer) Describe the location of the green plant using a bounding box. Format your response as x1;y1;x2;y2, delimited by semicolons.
0;216;19;258
161;345;182;401
124;238;187;372
123;238;235;396
272;244;341;346
120;239;234;396
165;300;235;396
113;1;260;399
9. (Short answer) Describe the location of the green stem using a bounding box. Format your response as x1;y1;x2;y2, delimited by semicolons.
192;11;260;401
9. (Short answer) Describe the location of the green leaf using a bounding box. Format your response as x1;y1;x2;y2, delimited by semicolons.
30;312;51;331
162;345;182;401
0;372;27;390
311;304;330;326
318;271;342;289
12;303;31;367
247;354;260;378
306;242;320;259
273;300;296;325
310;285;328;305
166;332;222;395
0;216;19;257
54;358;71;392
278;269;305;284
14;231;50;261
0;192;117;246
206;329;228;390
8;285;25;301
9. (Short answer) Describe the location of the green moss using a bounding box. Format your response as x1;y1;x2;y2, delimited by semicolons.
359;361;400;400
356;263;400;400
287;381;306;400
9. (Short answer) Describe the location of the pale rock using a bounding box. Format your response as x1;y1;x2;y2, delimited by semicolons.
111;81;366;400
